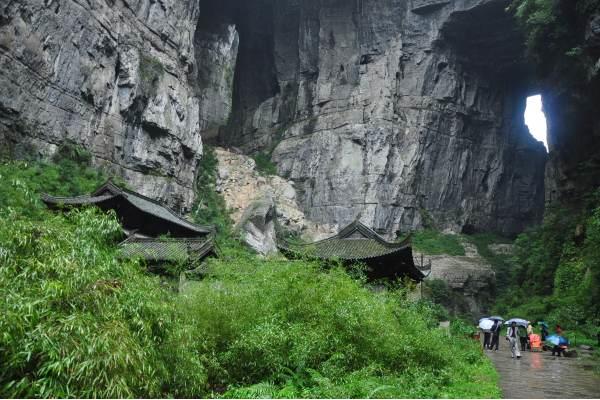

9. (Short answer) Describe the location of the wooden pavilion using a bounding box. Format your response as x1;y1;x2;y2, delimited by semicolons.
277;220;425;282
41;180;216;266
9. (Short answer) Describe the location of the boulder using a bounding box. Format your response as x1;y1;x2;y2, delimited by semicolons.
236;194;278;256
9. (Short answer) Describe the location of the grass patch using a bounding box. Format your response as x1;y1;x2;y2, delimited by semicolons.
412;229;465;256
252;152;278;176
464;233;513;292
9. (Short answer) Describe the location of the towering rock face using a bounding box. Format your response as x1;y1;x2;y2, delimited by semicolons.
0;0;206;210
211;0;547;237
543;10;600;206
0;0;547;235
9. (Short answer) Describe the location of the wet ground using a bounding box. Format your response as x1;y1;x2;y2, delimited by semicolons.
486;346;600;398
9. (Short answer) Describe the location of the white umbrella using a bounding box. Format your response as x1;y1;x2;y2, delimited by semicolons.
479;318;494;331
504;318;529;327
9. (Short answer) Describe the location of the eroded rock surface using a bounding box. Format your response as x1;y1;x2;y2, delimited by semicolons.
214;147;336;241
421;238;495;316
0;0;205;210
212;0;547;237
0;0;547;235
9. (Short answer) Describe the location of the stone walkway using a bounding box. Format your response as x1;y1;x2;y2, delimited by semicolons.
486;346;600;398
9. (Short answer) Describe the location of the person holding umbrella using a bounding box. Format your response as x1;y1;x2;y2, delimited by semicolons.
478;318;494;350
539;321;549;341
518;324;529;351
506;321;521;359
490;319;502;351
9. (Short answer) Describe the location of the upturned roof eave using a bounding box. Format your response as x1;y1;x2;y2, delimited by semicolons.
43;179;214;235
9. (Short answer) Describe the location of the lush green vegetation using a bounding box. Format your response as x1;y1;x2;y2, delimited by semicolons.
0;155;501;398
493;192;600;343
509;0;600;82
412;229;465;256
252;151;278;176
191;145;233;237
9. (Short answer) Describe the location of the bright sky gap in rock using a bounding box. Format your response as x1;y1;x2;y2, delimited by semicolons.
525;95;548;151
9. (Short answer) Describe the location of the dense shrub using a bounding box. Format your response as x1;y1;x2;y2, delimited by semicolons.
0;159;500;398
509;0;600;83
176;256;499;398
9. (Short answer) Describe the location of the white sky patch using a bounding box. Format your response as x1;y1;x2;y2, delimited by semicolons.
524;95;548;152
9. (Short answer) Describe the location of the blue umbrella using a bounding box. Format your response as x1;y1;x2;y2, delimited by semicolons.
546;334;569;346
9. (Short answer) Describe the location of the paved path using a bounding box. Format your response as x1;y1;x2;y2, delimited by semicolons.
486;347;600;398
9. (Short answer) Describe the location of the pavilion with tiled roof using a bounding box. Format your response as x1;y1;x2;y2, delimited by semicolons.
42;180;216;266
278;220;424;281
119;236;217;264
42;180;213;238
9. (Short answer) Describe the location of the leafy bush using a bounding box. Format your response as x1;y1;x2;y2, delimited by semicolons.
412;229;465;256
252;152;278;176
177;257;499;398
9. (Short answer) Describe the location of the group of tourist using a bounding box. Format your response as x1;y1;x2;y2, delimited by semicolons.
482;319;565;359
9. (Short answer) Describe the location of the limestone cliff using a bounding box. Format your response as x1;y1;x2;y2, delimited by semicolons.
0;0;205;211
0;0;548;236
207;0;547;237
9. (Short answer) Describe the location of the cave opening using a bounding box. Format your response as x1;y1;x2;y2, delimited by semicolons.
524;94;549;152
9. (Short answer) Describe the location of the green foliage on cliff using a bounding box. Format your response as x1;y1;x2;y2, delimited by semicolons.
191;146;233;237
509;0;600;81
138;53;164;98
0;159;501;398
494;191;600;336
252;152;278;176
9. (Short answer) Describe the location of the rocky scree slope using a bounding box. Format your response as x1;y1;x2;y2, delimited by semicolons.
0;0;547;236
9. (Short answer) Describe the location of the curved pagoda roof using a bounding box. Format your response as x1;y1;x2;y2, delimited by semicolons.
119;236;216;263
278;220;424;281
42;180;213;238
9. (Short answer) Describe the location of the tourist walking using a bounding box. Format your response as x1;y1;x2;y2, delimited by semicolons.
490;320;501;351
483;330;491;350
506;321;521;359
518;324;529;351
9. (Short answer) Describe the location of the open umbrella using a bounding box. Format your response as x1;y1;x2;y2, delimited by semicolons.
478;318;494;331
537;321;548;328
546;334;569;346
487;315;504;321
504;318;529;327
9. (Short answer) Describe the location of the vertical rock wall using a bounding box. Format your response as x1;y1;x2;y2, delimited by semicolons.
0;0;548;235
212;0;547;236
0;0;203;210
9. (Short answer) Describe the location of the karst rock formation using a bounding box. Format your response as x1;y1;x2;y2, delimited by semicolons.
4;0;584;236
